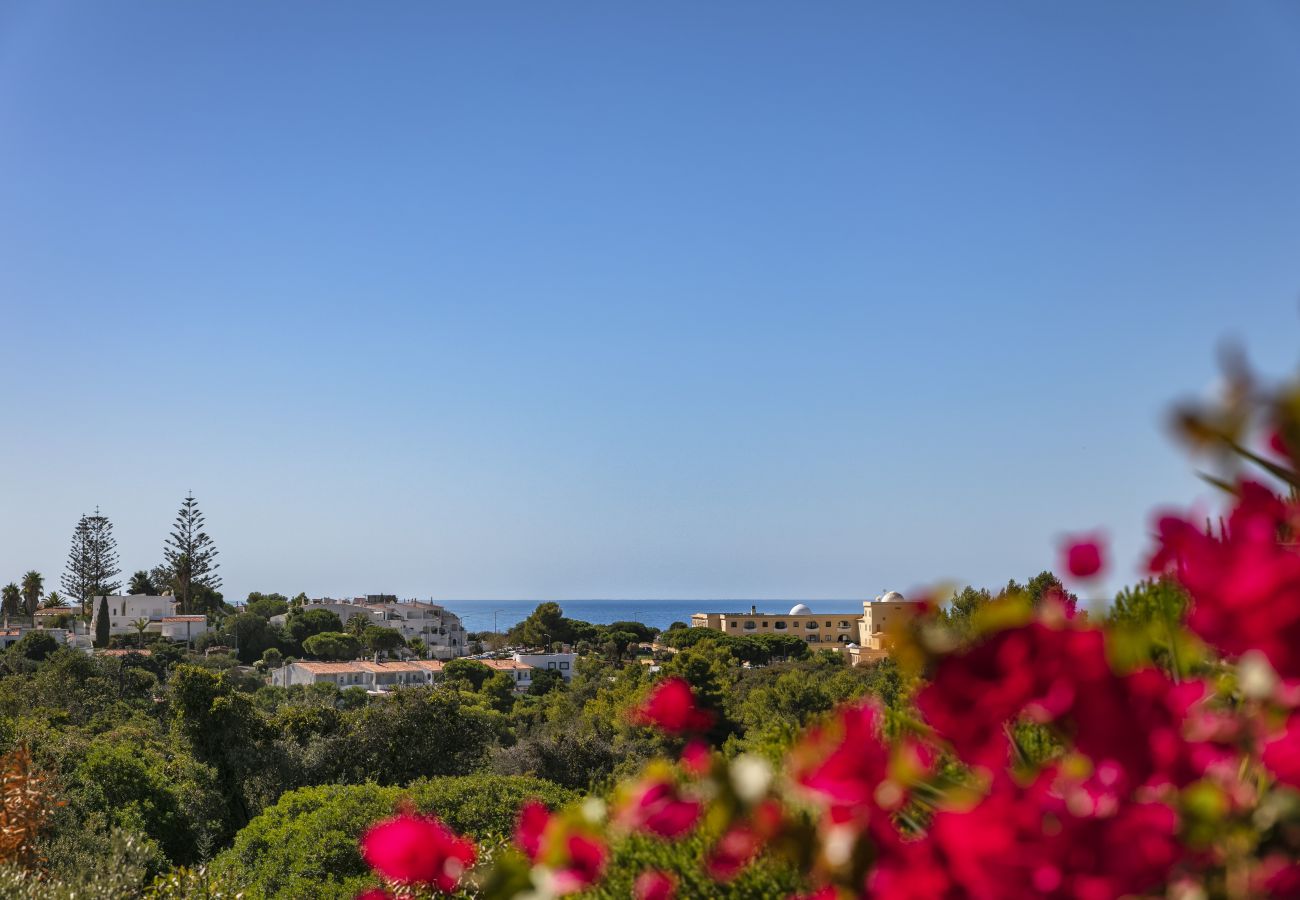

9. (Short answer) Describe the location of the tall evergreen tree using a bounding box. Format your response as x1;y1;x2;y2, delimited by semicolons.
61;509;123;616
163;492;221;614
94;595;111;648
19;571;43;616
1;583;20;619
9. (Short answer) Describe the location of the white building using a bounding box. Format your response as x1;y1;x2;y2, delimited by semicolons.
512;651;576;682
270;598;469;660
268;655;541;693
366;600;468;659
89;595;209;643
271;659;446;691
158;615;209;642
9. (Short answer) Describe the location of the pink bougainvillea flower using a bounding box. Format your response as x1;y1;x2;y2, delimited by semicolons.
1062;533;1106;579
550;833;608;894
633;677;714;734
634;869;677;900
354;890;391;900
679;738;712;777
618;778;702;839
1148;480;1300;678
791;700;893;817
704;800;784;882
513;800;607;895
1070;668;1218;793
930;770;1182;899
1262;714;1300;788
916;623;1105;771
359;811;475;893
866;828;953;900
705;823;763;882
514;800;551;861
1269;428;1292;460
787;887;839;900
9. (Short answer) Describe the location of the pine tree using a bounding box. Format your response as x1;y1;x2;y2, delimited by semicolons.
19;571;42;617
163;493;221;615
61;509;123;617
94;595;111;648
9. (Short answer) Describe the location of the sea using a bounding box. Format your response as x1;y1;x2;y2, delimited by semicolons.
440;599;868;635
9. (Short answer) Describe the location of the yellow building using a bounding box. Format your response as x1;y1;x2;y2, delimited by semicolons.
689;603;861;650
691;593;923;662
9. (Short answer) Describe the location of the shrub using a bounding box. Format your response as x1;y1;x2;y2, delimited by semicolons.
212;776;575;899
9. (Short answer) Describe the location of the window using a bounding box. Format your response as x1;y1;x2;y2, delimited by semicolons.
743;621;756;630
838;620;850;628
548;661;557;669
807;635;819;643
805;621;819;629
774;621;787;630
825;621;832;627
761;621;769;628
729;621;737;628
560;662;569;670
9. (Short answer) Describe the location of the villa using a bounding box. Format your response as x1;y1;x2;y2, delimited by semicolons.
269;597;469;659
690;592;923;661
89;595;210;643
269;653;544;693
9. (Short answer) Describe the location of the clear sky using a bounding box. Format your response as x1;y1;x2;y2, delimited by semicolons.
2;2;1299;604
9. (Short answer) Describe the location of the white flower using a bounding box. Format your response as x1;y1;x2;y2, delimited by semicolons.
1238;650;1279;700
730;754;773;803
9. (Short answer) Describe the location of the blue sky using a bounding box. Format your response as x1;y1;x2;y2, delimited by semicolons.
2;2;1299;603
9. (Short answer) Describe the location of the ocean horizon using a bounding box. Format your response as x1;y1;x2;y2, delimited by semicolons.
439;598;870;634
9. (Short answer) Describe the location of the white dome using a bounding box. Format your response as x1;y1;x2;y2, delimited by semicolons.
789;603;812;615
877;591;905;603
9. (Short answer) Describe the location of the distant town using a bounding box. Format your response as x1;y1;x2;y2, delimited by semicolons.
3;587;922;694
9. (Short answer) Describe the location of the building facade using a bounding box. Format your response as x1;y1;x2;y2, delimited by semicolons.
269;653;541;692
270;598;469;659
89;595;210;642
690;594;923;661
512;651;577;681
689;604;861;649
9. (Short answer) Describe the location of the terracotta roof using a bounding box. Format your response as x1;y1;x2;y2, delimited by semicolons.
354;660;432;674
292;662;361;674
98;648;152;656
292;659;445;675
161;615;206;623
482;659;534;671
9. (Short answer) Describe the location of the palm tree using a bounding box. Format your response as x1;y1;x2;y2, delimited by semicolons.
1;584;19;619
19;571;43;617
127;570;157;596
40;592;68;609
130;617;151;649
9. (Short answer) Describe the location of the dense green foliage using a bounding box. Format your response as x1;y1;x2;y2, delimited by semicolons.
0;600;934;897
212;776;576;899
